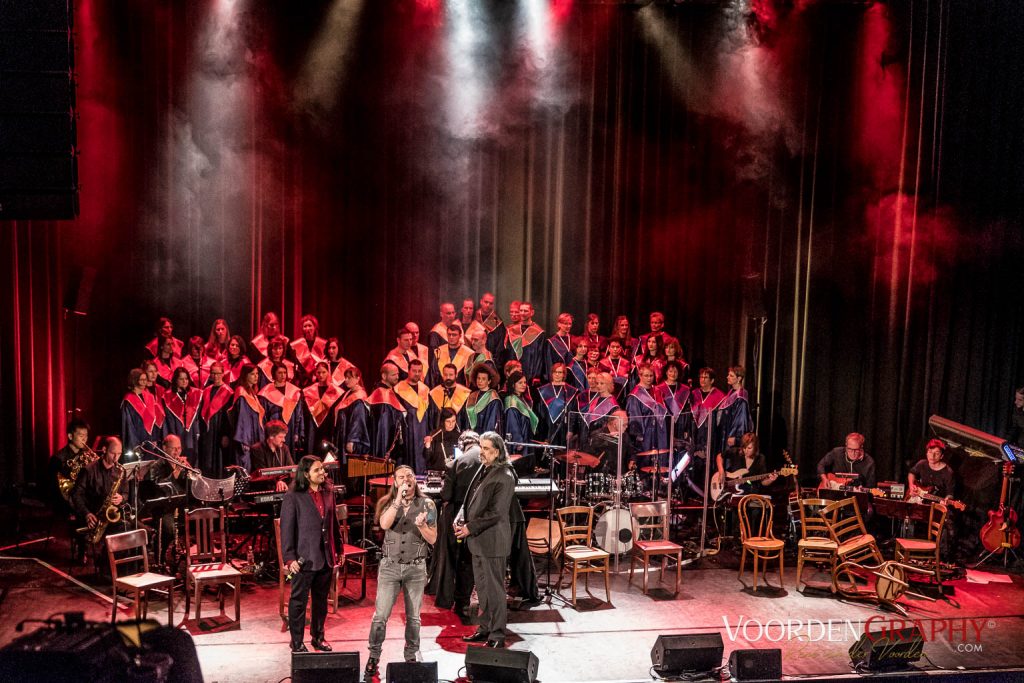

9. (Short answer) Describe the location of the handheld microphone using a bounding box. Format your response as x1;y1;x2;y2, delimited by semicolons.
285;557;306;582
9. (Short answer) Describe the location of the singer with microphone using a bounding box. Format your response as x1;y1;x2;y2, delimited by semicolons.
280;456;340;653
364;465;437;679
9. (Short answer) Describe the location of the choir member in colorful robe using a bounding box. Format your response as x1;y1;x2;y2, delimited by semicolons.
198;362;234;476
182;335;215;388
205;318;231;361
582;313;607;356
302;361;343;458
384;326;419;381
259;362;305;455
145;316;184;359
466;327;495;372
430;324;473;387
324;337;356;387
636;334;667;383
231;364;265;472
503;371;539;461
427;302;458;359
663;339;690;384
544;313;574;383
565;338;590;391
465;363;502;434
466;292;504;360
142;360;167;429
504;302;546;384
458;298;476;331
633;312;679;364
612;316;640;359
394;359;432;473
258;338;296;389
122;368;159;453
368;362;407;462
598;338;632;397
570;372;620;448
223;335;252;386
153;337;181;390
655;361;692;452
718;365;753;453
250;311;289;360
162;367;203;465
290;314;327;382
428;364;471;430
334;367;371;454
404;322;431;370
690;367;727;459
625;365;668;455
537;363;578;447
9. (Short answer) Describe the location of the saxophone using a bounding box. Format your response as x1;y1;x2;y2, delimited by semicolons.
82;464;126;545
57;445;99;501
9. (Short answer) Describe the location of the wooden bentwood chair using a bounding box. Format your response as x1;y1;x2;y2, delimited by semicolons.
555;506;611;608
737;494;785;591
184;507;242;624
105;528;175;625
796;497;838;591
628;501;682;595
820;496;883;592
894;502;948;588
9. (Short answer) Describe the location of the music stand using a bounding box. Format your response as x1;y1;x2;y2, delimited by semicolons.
121;459;156;531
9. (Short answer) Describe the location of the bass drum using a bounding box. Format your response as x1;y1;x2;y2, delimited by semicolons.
593;507;635;554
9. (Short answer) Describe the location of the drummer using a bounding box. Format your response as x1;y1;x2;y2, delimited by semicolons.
587;409;637;475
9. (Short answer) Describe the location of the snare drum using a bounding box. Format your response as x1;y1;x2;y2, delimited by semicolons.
594;507;635;554
586;473;613;500
621;470;643;499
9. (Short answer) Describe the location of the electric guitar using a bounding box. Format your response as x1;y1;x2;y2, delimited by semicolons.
980;462;1021;553
711;466;798;501
908;485;966;511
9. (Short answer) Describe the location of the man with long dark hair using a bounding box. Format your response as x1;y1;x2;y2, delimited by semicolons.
280;456;340;653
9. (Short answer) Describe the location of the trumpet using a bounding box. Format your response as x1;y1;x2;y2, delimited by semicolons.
57;444;101;501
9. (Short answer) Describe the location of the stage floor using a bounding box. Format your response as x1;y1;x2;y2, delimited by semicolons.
3;535;1024;683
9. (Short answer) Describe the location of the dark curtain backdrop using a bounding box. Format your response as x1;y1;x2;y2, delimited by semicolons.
2;0;1022;488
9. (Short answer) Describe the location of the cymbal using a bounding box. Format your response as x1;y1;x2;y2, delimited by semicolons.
639;465;668;474
509;453;524;462
637;449;669;457
556;450;601;468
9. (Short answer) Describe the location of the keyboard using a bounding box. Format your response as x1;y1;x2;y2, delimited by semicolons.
418;478;559;499
256;461;342;478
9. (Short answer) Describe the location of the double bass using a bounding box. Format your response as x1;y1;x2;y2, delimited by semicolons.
980;462;1021;553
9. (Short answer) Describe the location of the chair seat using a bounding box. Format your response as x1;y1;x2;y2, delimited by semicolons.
635;540;682;553
564;545;609;561
838;534;877;554
799;537;838;550
895;538;936;552
188;562;242;581
744;537;784;551
342;544;367;558
116;571;174;589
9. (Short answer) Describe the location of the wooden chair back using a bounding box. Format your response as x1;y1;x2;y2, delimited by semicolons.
556;506;595;547
274;517;284;571
106;529;149;580
821;497;868;545
185;507;228;565
526;516;562;556
737;494;775;541
927;503;948;543
629;501;670;542
798;498;833;540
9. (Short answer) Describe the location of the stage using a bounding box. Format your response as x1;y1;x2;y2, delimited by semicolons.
3;526;1024;683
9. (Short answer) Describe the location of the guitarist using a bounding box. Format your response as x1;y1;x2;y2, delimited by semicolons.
715;432;777;499
907;439;956;504
817;432;877;490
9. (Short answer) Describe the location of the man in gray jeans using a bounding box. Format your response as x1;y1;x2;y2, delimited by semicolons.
365;465;438;679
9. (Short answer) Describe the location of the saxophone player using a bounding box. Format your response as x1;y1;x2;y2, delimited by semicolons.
71;436;126;573
49;418;91;512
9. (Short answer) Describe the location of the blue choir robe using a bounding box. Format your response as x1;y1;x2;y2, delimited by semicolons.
467;311;505;360
689;387;726;456
223;355;252;386
121;390;159;454
328;358;357;388
231;387;266;472
598;356;632;399
428;383;471;431
198;383;233;476
162;387;202;465
257;357;296;390
426;322;450;363
465;389;502;434
717;388;753;454
566;359;589;391
334;387;370;454
430;344;474;388
368;385;407;463
655;382;692;452
182;355;215;388
290;336;327;379
574;394;619;448
153;356;180;390
384;347;418;382
258;382;304;455
503;323;546;383
625;386;668;454
504;394;539;455
536;383;577;447
302;382;342;458
544;333;574;383
395;379;432;473
249;333;290;361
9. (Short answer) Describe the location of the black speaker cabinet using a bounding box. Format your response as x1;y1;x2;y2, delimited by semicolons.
729;648;782;680
651;633;724;675
464;647;539;683
387;661;438;683
291;651;360;683
849;627;924;671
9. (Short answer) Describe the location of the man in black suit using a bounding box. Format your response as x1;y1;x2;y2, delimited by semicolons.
455;432;515;648
250;420;293;492
280;456;341;653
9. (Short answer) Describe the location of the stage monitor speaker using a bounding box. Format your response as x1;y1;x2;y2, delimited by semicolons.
464;647;539;683
386;661;438;682
0;0;79;219
849;627;924;671
64;266;96;315
291;651;360;683
651;633;723;676
742;273;768;319
729;648;782;680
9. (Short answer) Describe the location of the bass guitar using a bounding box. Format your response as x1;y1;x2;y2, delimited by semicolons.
980;462;1021;554
711;466;798;501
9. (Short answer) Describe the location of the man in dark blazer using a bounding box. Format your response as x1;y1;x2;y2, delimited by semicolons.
250;420;293;492
280;456;340;653
455;432;515;647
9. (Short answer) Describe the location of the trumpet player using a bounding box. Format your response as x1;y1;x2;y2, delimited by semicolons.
71;436;126;574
